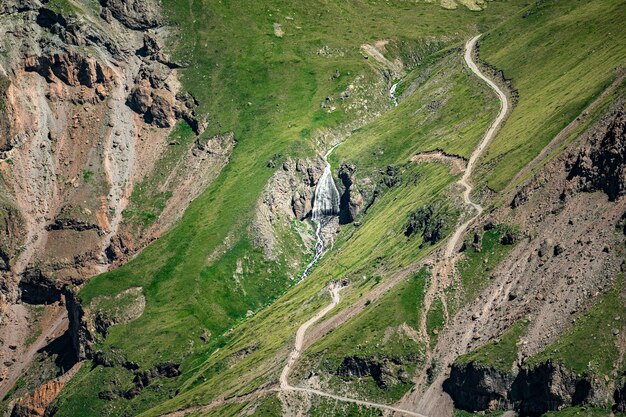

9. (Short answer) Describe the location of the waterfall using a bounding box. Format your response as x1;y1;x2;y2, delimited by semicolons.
390;82;399;106
298;145;340;281
311;163;340;221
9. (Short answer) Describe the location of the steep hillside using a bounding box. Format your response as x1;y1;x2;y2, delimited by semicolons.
1;0;625;416
0;0;230;406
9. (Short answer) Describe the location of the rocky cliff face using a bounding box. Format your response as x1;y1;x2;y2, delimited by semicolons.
0;0;216;299
0;0;229;411
404;203;450;246
251;157;324;262
413;101;626;415
100;0;161;30
615;378;626;413
338;163;364;224
10;378;65;417
444;361;597;416
336;355;415;390
563;109;625;201
444;361;515;411
1;0;155;299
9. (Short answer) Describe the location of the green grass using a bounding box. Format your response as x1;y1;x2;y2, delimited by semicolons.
294;264;428;403
476;0;626;191
78;0;510;357
24;328;41;347
543;406;625;417
44;0;80;15
450;226;517;312
529;277;626;376
301;267;428;364
310;396;383;417
122;121;196;230
52;0;621;415
82;170;94;182
188;402;248;417
456;319;529;373
135;162;456;416
334;49;498;174
501;78;626;200
426;296;445;346
249;394;282;416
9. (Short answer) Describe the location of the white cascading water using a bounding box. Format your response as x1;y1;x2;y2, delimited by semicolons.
298;82;398;281
298;145;340;281
389;82;399;106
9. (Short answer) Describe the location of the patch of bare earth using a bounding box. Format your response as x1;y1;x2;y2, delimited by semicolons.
0;0;230;409
398;102;626;417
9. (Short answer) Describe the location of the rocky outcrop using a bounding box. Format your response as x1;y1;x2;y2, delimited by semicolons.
380;165;400;188
18;270;62;305
64;290;94;361
90;287;146;337
251;157;324;261
0;0;40;15
100;0;161;30
443;361;515;411
0;75;15;153
128;79;177;127
444;360;599;416
511;362;593;416
614;378;626;413
291;190;313;220
0;0;231;410
126;58;200;129
404;204;449;246
23;52;115;90
127;78;153;113
0;202;26;274
148;90;176;127
564;109;625;201
46;219;100;232
338;356;389;389
10;378;64;417
336;355;415;390
338;163;364;224
0;0;210;302
97;361;180;401
9;362;82;417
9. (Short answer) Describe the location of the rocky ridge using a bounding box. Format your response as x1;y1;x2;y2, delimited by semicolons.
0;0;229;412
422;102;626;415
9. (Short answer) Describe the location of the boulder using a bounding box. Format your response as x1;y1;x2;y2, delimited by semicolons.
291;190;312;220
127;79;152;114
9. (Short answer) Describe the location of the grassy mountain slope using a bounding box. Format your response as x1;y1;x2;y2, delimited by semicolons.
333;49;498;170
136;161;456;417
476;0;626;191
51;1;526;415
50;0;626;416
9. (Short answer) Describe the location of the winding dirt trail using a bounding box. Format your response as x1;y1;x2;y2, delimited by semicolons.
279;283;426;417
280;34;509;417
157;34;507;417
417;34;509;343
445;34;509;258
279;283;342;391
401;34;510;416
